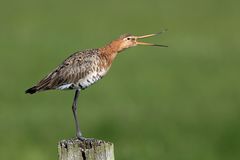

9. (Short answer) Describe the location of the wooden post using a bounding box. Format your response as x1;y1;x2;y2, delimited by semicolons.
58;138;114;160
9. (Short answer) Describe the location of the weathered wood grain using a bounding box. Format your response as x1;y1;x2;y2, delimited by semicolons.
58;138;114;160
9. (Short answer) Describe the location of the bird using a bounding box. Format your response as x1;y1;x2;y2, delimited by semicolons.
25;31;167;141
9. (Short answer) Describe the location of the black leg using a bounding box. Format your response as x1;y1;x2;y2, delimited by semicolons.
72;90;95;141
72;89;83;139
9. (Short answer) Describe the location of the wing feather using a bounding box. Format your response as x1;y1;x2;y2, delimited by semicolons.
33;49;101;92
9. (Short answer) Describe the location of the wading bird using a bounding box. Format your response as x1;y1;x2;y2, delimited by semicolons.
25;31;167;140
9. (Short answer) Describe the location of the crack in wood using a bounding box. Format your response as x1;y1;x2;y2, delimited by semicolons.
58;138;114;160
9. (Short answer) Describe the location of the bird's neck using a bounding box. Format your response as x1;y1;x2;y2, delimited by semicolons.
99;40;121;67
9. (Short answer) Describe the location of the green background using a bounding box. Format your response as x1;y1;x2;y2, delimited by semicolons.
0;0;239;159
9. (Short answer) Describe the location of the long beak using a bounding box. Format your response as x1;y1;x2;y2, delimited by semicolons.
136;30;168;47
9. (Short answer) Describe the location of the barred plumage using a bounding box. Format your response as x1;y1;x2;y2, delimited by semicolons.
26;49;109;93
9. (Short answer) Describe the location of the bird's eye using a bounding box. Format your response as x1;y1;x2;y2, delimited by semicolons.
127;37;131;40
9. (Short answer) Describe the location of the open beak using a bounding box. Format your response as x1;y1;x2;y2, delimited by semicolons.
136;30;168;47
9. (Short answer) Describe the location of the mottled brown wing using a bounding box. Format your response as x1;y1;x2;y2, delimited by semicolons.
26;49;100;94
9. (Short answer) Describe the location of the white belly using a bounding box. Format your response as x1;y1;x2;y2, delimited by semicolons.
78;69;108;89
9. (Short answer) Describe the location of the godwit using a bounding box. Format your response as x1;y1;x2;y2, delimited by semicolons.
25;31;167;140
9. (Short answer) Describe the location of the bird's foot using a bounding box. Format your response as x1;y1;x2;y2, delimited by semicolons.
75;131;95;142
77;135;95;142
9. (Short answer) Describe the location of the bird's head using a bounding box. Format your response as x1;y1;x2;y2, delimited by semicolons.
113;30;168;53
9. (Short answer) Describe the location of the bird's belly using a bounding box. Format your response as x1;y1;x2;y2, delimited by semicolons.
77;70;106;89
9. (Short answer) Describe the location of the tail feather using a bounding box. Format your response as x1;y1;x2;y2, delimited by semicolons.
25;72;59;94
25;86;38;94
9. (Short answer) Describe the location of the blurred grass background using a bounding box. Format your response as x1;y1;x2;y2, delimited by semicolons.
0;0;240;159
